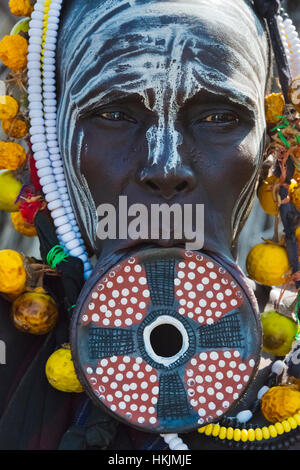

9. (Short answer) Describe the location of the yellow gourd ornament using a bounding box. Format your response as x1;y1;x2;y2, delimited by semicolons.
45;344;84;393
261;310;298;356
0;249;26;296
261;386;300;423
246;243;290;287
0;170;22;212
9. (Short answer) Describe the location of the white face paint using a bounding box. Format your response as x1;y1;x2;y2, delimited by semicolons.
56;0;269;252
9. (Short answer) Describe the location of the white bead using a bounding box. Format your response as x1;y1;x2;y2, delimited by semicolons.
30;36;43;45
28;28;43;38
30;134;46;144
60;231;76;243
37;167;52;177
57;180;67;188
44;86;56;93
32;142;47;152
56;223;73;235
47;199;62;211
44;100;57;107
43;183;58;194
168;437;182;449
29;19;43;29
173;443;189;450
29;110;43;119
34;150;49;160
44;93;56;100
29;93;43;102
44;118;56;126
45;113;57;121
29;101;43;111
47;29;58;38
28;77;42;87
257;385;269;400
30;126;44;135
236;410;253;423
35;159;49;169
69;246;85;257
43;64;56;73
49;146;60;154
27;53;41;62
45;191;61;203
54;215;69;227
30;11;44;20
48;141;59;149
45;36;57;45
28;69;41;78
161;433;177;444
65;238;81;250
271;360;286;375
39;175;55;186
27;44;41;54
28;85;42;94
56;173;65;181
43;50;55;58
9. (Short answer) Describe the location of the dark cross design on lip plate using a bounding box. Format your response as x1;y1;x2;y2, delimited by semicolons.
85;251;247;429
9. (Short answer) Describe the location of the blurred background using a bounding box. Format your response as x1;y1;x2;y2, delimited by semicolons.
0;0;299;270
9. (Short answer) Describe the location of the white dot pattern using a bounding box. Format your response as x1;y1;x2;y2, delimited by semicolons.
79;257;150;327
184;350;254;423
84;356;159;427
174;252;243;325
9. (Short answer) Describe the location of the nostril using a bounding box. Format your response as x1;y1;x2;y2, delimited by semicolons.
175;181;188;192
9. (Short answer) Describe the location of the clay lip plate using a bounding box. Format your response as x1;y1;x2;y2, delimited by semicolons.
70;247;262;434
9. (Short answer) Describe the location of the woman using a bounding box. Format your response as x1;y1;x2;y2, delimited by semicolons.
0;0;299;450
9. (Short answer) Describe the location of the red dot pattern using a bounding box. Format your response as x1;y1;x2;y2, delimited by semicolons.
84;356;159;427
79;256;151;328
174;251;244;325
184;350;255;424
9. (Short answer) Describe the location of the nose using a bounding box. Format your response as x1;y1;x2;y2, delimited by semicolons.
139;164;197;200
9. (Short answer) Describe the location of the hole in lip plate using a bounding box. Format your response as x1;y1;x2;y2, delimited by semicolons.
143;315;189;367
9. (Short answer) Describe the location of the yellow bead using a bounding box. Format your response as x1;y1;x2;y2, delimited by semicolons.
205;424;213;436
275;422;284;435
269;425;278;438
294;413;300;426
233;428;241;442
219;427;227;440
248;429;256;441
255;428;263;441
262;427;270;440
226;427;234;440
212;424;220;437
288;417;297;429
282;420;291;433
241;429;248;442
198;426;206;434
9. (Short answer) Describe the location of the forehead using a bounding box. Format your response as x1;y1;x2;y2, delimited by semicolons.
57;0;268;113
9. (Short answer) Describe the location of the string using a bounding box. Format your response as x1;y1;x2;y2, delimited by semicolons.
46;244;69;270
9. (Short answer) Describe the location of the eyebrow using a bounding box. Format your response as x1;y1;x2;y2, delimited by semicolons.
76;84;258;123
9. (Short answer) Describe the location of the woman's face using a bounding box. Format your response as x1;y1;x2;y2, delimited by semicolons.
56;0;269;262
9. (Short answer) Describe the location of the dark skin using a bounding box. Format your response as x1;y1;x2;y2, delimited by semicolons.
54;1;299;450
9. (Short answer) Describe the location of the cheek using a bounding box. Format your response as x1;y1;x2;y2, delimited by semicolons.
77;122;140;205
195;131;262;206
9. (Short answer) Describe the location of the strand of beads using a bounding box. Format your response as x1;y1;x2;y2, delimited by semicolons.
160;433;189;450
27;0;93;279
278;11;300;79
198;411;300;450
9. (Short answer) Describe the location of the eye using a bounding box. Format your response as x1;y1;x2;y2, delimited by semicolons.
99;111;136;123
201;112;239;125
